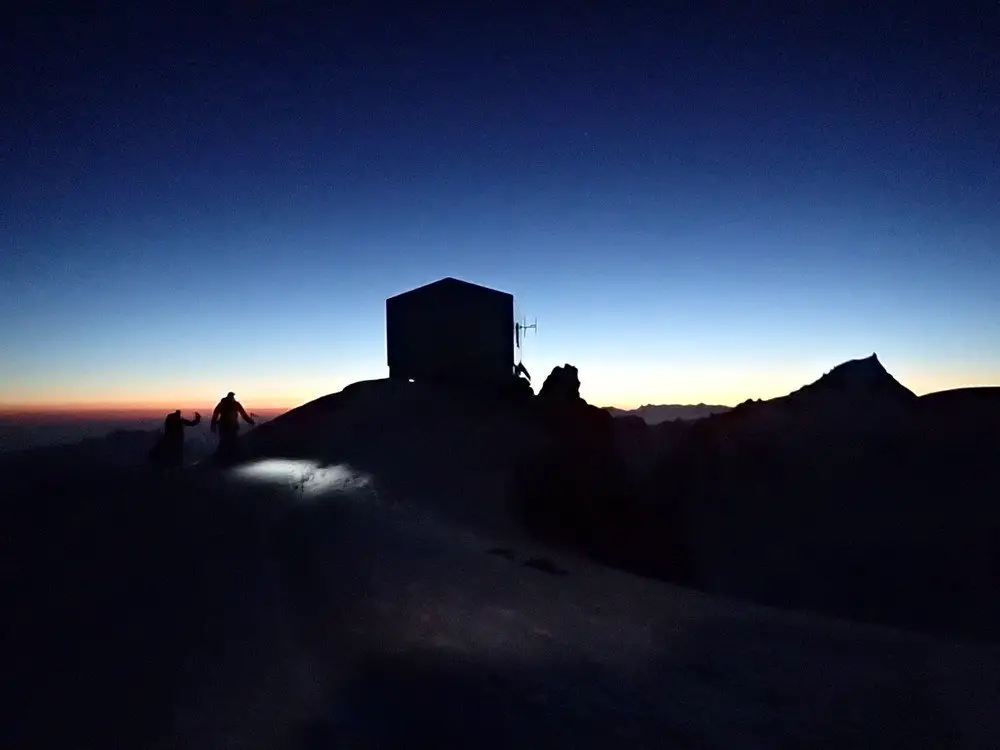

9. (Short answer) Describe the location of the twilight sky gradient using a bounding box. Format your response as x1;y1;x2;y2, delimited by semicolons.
3;3;999;410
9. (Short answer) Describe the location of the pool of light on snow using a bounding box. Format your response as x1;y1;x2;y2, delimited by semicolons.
232;458;372;498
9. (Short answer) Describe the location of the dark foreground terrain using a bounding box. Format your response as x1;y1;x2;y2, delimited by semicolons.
6;437;1000;749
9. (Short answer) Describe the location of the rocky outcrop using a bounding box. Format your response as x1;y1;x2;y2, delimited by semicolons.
537;364;583;404
644;354;1000;640
795;353;916;401
511;365;685;581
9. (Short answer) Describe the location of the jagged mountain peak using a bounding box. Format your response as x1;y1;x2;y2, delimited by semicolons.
794;353;917;401
823;352;884;381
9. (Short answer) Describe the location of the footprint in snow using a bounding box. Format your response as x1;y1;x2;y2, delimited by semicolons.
486;547;516;561
522;557;568;576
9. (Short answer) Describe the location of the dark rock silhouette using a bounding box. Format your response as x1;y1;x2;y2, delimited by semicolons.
489;355;999;640
645;354;1000;640
511;365;684;582
610;413;696;485
502;373;535;403
792;352;917;402
537;363;583;404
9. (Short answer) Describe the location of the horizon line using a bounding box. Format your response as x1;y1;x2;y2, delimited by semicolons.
1;381;995;417
0;404;294;416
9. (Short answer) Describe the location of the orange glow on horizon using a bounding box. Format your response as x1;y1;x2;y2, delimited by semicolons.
0;403;294;419
0;379;369;417
1;365;995;418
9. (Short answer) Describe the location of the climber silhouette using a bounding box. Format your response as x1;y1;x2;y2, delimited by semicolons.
210;391;255;466
148;410;201;468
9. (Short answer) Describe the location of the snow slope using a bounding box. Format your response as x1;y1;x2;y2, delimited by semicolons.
151;463;1000;749
244;379;553;537
159;379;1000;748
10;379;1000;748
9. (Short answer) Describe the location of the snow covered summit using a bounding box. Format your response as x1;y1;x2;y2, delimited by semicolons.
244;378;551;536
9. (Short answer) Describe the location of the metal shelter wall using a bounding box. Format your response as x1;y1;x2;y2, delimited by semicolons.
386;278;514;386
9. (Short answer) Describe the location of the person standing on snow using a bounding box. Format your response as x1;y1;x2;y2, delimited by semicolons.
149;410;202;468
210;391;255;465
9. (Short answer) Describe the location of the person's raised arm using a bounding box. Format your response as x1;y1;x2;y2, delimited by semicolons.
237;403;254;425
183;412;202;427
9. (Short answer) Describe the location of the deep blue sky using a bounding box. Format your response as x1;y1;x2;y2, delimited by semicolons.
3;3;998;408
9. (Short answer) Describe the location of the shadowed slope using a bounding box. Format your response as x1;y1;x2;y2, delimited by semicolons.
245;378;550;536
7;378;1000;748
648;355;1000;639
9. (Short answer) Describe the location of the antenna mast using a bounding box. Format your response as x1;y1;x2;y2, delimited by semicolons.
514;317;537;365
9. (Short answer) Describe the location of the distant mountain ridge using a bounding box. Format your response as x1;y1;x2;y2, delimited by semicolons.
604;403;731;424
606;354;916;427
785;352;917;403
644;352;1000;639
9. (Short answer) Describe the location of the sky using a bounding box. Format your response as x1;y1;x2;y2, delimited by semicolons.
2;3;999;410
